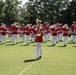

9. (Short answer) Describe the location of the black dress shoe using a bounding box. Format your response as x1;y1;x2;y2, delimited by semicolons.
59;40;63;42
39;56;42;59
56;42;58;43
52;44;55;46
27;43;29;45
73;42;75;44
64;44;67;47
36;58;39;60
2;43;5;44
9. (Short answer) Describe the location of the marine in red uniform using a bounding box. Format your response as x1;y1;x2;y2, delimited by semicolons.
12;23;19;45
0;24;2;42
62;24;69;46
1;24;8;44
56;23;63;42
58;23;63;41
43;22;49;42
35;20;44;60
9;24;14;42
25;24;31;45
51;24;58;46
32;25;37;42
46;23;51;41
19;24;25;42
71;21;76;43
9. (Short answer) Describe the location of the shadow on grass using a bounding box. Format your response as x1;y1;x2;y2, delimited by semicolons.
6;44;14;46
19;45;26;46
72;46;76;47
0;44;3;45
6;41;11;43
19;45;29;46
57;46;66;47
30;41;34;43
68;42;74;44
23;59;37;63
18;42;23;43
32;45;36;46
46;45;55;47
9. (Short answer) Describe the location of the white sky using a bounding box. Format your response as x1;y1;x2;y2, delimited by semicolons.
19;0;28;5
3;0;28;5
3;0;73;5
19;0;72;6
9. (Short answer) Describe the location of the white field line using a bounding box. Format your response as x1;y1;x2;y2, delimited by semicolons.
18;47;54;75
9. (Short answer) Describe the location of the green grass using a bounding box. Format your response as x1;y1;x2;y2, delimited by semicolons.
0;36;76;75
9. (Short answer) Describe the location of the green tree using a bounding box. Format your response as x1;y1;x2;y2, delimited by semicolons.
4;0;22;25
25;0;69;24
0;0;5;23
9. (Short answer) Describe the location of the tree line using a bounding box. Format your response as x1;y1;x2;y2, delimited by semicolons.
0;0;76;26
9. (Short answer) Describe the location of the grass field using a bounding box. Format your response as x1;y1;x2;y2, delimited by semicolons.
0;36;76;75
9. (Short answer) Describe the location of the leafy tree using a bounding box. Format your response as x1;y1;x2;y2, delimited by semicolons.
0;0;5;24
1;0;76;26
4;0;22;25
25;0;69;24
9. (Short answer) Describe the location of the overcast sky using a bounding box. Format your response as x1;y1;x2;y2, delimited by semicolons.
3;0;28;5
3;0;73;6
20;0;28;5
20;0;72;5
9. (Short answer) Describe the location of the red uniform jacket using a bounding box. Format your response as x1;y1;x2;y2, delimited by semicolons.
59;27;62;33
20;26;25;34
35;27;44;42
62;27;69;36
9;26;13;34
32;28;37;35
71;24;76;32
1;27;7;36
0;26;2;33
74;25;76;32
57;26;62;34
12;26;18;34
51;27;58;36
44;26;50;34
25;26;31;35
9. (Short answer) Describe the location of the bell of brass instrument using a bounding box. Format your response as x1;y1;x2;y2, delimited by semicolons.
36;19;39;25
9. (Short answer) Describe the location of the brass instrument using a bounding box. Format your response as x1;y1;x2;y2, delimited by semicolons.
36;19;39;26
35;19;43;40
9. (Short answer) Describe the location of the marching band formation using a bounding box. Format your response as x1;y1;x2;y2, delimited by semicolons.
0;20;76;59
